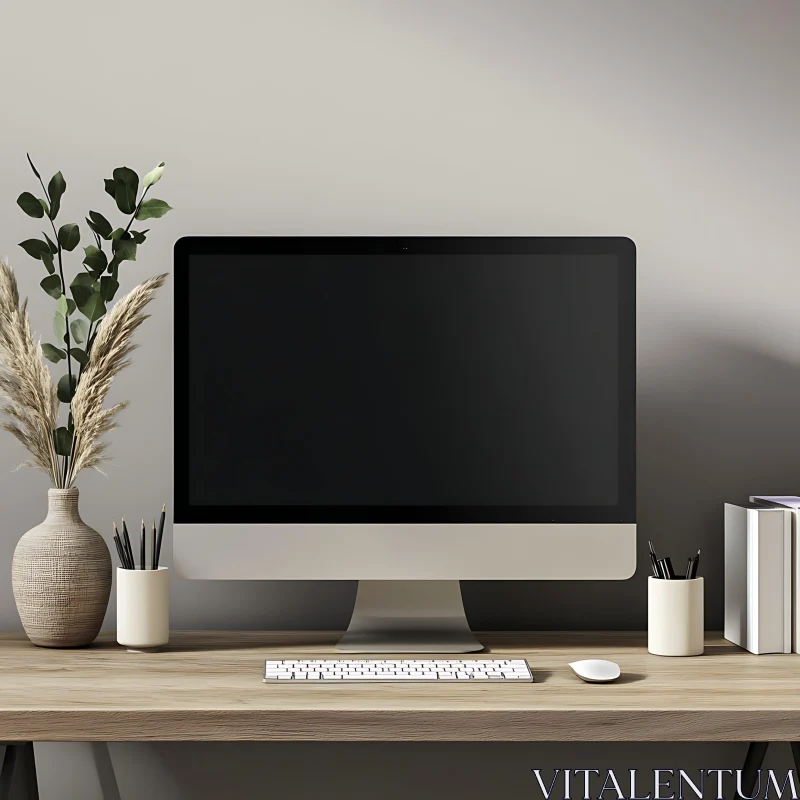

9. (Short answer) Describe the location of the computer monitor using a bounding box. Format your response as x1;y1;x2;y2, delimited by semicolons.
174;237;636;652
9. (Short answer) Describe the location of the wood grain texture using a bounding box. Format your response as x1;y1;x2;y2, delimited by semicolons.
0;631;798;742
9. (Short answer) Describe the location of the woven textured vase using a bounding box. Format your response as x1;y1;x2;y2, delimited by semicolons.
12;488;111;647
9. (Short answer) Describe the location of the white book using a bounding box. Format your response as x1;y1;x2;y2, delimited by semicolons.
751;496;800;653
724;503;791;654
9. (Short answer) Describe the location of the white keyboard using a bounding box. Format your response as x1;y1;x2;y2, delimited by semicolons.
263;658;533;682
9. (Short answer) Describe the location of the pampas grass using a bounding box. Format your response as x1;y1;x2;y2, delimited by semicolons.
0;259;167;488
0;259;59;482
66;273;167;487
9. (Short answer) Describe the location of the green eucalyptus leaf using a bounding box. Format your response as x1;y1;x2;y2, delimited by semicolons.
100;276;119;302
70;318;88;344
142;162;165;188
112;237;136;262
40;274;62;298
87;210;113;239
48;171;66;219
53;426;73;455
56;374;76;403
53;310;67;342
108;228;125;240
135;198;172;221
39;198;50;217
18;239;50;260
17;191;44;218
41;343;66;363
56;294;68;317
26;153;42;180
104;178;116;198
41;251;55;274
130;229;149;244
70;274;94;308
57;223;80;252
42;231;58;254
66;298;76;316
71;272;95;287
112;166;138;214
80;292;106;323
108;257;120;279
69;347;89;366
82;245;108;274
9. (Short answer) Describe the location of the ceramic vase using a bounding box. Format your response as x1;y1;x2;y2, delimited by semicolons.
12;487;111;647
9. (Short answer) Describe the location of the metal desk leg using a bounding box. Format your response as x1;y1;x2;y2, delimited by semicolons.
27;743;121;800
0;743;39;800
0;745;18;800
790;743;800;776
740;742;769;799
89;743;121;800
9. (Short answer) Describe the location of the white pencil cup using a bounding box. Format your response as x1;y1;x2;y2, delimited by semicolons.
116;567;169;652
648;576;704;656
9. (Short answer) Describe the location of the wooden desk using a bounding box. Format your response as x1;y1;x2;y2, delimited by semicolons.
1;631;799;743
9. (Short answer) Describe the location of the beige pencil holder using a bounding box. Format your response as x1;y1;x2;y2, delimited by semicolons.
648;576;704;656
116;567;169;652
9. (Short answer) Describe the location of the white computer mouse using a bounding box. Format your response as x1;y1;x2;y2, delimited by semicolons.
568;659;621;683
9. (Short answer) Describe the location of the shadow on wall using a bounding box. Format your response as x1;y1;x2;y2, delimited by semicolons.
463;333;800;631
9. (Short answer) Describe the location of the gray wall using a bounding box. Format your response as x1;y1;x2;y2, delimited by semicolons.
1;1;798;797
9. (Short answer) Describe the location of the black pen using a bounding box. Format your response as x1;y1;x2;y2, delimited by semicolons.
155;504;166;569
690;550;700;579
121;519;134;570
112;523;129;569
151;521;157;570
658;557;676;579
648;541;662;578
140;520;146;570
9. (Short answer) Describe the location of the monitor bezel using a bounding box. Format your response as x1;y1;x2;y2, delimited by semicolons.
174;236;636;524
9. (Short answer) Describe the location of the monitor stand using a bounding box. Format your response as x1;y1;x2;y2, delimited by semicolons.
336;580;484;653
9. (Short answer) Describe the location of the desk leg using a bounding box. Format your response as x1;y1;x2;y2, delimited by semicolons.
740;742;769;798
89;743;121;800
790;743;800;775
0;743;39;800
1;744;18;799
28;743;121;800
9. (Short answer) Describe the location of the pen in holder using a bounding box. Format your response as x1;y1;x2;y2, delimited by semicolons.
648;576;704;656
116;567;169;652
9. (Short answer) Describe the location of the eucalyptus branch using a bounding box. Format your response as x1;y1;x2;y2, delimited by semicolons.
55;242;74;481
11;156;171;487
123;185;150;234
34;171;51;207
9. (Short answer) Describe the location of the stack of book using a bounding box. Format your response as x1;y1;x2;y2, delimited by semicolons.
724;496;800;654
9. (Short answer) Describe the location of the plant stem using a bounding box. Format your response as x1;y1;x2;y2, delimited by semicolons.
82;320;96;373
49;217;74;482
32;171;66;487
123;185;149;234
35;173;51;210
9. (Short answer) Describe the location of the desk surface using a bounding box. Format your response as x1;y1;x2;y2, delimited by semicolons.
0;631;797;742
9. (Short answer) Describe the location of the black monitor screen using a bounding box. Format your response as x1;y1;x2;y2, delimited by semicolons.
175;238;635;523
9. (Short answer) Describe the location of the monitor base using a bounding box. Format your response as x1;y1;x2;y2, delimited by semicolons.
336;580;483;653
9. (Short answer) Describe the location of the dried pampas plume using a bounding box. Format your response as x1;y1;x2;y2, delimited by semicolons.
66;273;168;487
0;259;60;481
0;260;167;488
